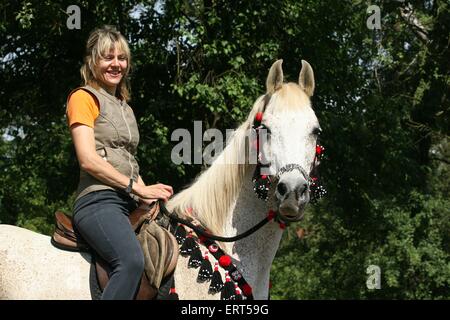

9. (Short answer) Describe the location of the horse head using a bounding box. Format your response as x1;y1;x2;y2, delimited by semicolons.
250;59;320;222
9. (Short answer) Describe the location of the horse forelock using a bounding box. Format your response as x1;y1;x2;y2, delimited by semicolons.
267;82;311;112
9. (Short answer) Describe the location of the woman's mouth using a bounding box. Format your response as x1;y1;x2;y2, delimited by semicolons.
106;70;121;78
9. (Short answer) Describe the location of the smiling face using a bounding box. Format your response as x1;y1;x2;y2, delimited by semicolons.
81;27;132;99
96;46;128;95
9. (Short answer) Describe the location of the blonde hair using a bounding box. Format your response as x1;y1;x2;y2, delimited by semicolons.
80;25;131;101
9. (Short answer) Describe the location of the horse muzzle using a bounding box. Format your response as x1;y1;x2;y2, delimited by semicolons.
275;170;310;222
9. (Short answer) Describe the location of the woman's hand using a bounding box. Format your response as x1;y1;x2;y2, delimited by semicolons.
138;198;158;208
134;183;173;202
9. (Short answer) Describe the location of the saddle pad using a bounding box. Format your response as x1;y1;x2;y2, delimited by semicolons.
136;220;179;290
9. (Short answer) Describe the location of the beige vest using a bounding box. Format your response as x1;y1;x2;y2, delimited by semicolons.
69;85;140;201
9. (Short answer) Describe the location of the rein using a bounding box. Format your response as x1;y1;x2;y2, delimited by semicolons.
160;202;272;242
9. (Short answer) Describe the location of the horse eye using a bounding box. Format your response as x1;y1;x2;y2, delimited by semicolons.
312;127;322;136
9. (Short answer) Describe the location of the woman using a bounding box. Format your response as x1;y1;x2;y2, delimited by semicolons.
66;25;173;300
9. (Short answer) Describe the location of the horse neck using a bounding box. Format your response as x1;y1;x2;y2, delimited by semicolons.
167;125;251;237
222;169;284;299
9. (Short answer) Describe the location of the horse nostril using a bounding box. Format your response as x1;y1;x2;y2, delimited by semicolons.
277;182;288;196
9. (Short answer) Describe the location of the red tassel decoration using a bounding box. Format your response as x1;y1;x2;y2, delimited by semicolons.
167;287;179;300
167;277;179;300
254;112;263;124
218;255;232;268
267;210;276;221
234;283;243;300
209;262;224;294
316;145;325;156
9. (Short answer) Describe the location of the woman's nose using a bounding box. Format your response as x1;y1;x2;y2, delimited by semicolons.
111;57;119;66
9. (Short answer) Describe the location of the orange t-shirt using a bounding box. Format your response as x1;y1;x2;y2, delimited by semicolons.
66;89;100;128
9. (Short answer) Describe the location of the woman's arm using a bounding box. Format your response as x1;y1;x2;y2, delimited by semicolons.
137;175;145;187
70;124;173;201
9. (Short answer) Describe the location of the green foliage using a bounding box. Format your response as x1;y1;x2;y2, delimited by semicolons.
272;191;450;299
0;0;448;299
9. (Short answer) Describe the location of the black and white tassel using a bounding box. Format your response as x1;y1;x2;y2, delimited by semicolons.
174;224;187;245
221;272;236;300
197;251;213;282
188;246;203;268
209;262;223;294
180;232;198;256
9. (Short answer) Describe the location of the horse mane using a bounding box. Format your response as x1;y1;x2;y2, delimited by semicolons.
167;95;267;237
167;83;310;236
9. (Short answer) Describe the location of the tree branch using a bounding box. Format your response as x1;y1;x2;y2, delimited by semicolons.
399;4;430;45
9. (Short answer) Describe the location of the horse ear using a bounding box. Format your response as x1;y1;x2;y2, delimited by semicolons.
298;60;315;97
266;59;284;94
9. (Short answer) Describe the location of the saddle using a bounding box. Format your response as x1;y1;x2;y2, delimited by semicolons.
51;201;179;300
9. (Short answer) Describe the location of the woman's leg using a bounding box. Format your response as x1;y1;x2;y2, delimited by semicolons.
73;190;144;300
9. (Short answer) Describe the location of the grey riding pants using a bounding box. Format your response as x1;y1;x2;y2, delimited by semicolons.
73;189;144;300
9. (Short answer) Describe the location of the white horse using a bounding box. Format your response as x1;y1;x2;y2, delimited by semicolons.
0;59;320;300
